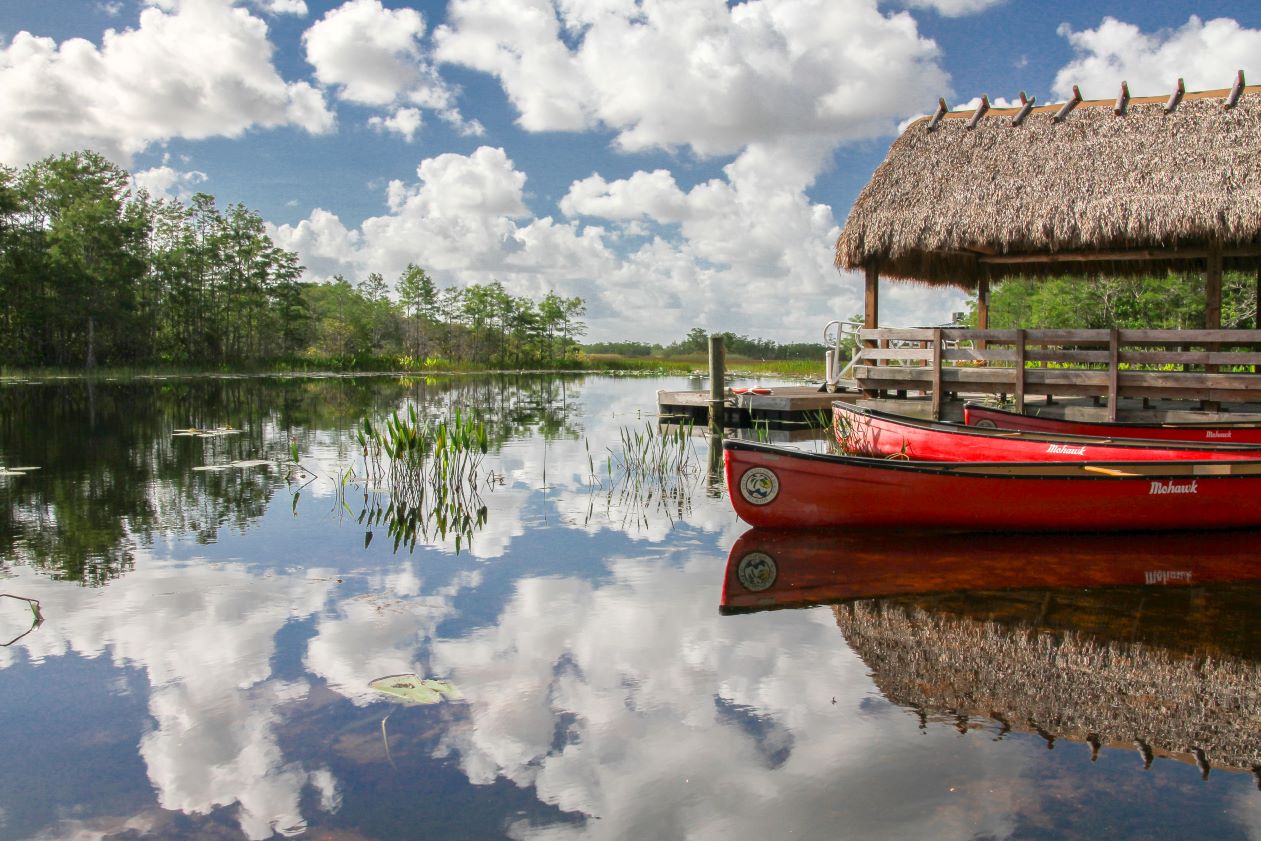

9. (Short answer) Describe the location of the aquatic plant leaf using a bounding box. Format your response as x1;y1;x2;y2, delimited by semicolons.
229;459;272;468
369;674;462;705
192;465;230;472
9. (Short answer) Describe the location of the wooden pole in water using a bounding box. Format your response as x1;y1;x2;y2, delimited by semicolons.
708;334;726;431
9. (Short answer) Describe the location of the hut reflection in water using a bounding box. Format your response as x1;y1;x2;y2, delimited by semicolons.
721;528;1261;782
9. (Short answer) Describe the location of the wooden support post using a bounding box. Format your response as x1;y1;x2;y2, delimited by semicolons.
1207;247;1223;330
1205;247;1223;412
1014;328;1026;414
708;334;726;431
1107;328;1120;422
931;328;943;420
864;263;880;332
1256;266;1261;373
862;262;880;398
976;274;989;351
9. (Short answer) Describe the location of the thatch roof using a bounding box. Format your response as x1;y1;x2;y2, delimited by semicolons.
835;84;1261;288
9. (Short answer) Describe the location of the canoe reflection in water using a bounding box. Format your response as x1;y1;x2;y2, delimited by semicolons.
721;527;1261;783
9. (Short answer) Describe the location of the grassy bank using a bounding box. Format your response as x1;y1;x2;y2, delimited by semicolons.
585;353;821;379
1;352;823;381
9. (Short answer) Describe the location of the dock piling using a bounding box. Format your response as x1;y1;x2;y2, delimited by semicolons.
708;334;726;430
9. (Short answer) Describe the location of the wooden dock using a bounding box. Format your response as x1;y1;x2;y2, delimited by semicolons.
657;385;850;427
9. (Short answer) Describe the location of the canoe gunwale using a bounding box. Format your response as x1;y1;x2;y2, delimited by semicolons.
723;439;1261;480
840;401;1261;453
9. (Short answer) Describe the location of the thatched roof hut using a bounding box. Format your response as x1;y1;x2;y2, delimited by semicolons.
835;80;1261;302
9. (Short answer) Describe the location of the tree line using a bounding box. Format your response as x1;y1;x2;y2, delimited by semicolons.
0;150;587;370
971;272;1259;330
584;327;823;360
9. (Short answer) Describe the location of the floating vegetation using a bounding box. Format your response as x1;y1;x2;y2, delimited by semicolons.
192;459;273;472
1;594;43;647
369;674;464;705
172;426;242;438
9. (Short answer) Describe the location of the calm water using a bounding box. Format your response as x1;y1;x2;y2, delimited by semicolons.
2;374;1261;841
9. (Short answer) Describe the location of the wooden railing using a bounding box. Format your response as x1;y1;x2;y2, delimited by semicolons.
852;328;1261;419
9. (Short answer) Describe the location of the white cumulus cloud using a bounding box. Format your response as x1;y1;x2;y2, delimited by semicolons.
0;0;334;167
303;0;482;137
369;106;423;141
259;0;308;14
132;164;208;200
1053;16;1261;101
903;0;1005;17
434;0;948;157
271;141;967;343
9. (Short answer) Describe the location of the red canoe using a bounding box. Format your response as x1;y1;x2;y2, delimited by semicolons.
724;439;1261;531
964;402;1261;443
721;526;1261;614
834;401;1261;462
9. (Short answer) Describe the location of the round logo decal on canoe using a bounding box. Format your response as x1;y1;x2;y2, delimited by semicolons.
736;551;777;592
973;419;998;429
739;466;779;505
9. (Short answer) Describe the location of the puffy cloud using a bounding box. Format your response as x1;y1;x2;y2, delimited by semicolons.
269;206;363;280
560;169;691;223
434;0;949;157
259;0;308;14
0;0;334;167
303;0;428;106
303;0;481;135
413;0;971;338
132;163;208;200
1053;16;1261;101
271;143;965;343
369;106;423;141
902;0;1005;16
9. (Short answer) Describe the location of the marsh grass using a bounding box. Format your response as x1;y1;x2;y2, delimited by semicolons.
586;420;708;529
346;407;491;553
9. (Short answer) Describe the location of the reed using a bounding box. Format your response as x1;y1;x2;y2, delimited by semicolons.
345;406;491;553
589;421;705;529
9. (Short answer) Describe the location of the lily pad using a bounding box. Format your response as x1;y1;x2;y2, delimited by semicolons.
173;427;241;438
229;459;272;468
192;465;230;472
369;674;463;705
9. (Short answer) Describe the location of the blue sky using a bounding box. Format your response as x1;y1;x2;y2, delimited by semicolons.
2;0;1258;342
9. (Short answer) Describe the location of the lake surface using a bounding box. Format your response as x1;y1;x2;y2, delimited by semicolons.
2;373;1261;841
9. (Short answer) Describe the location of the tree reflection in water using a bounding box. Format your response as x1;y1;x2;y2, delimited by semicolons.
0;374;586;581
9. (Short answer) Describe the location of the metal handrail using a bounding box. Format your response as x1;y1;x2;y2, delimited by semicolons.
823;320;863;387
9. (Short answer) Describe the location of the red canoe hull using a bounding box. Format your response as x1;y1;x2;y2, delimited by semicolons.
724;440;1261;531
834;401;1261;462
964;402;1261;443
721;527;1261;613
